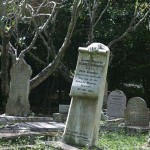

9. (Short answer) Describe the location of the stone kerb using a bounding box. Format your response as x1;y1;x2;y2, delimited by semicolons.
125;97;149;126
107;90;127;119
62;43;110;147
5;58;32;116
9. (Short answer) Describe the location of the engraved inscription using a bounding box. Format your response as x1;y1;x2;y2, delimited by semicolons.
70;53;106;98
107;90;126;118
125;97;149;126
65;129;91;142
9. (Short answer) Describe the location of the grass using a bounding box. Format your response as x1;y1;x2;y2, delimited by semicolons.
0;131;149;150
97;131;149;150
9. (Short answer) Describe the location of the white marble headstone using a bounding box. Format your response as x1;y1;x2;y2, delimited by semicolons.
107;90;127;118
62;43;110;147
5;58;32;116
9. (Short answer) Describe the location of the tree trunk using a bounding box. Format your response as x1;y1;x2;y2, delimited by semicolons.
1;33;10;106
142;77;150;108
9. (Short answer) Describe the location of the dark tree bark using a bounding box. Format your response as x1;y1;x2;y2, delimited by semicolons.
1;33;10;105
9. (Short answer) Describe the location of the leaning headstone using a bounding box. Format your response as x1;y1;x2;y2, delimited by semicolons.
5;58;32;116
125;97;149;126
62;43;110;147
107;90;127;119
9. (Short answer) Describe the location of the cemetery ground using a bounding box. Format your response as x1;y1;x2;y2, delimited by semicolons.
0;119;149;150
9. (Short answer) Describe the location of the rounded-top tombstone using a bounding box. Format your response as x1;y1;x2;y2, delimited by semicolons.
107;90;127;119
5;58;32;116
125;97;149;126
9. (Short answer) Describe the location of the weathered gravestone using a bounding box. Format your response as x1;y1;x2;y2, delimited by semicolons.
5;58;32;116
62;43;110;147
107;90;127;119
53;105;70;122
125;97;149;126
59;105;70;114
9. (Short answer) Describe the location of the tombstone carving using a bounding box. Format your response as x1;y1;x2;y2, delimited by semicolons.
62;43;110;147
125;97;149;126
5;58;32;116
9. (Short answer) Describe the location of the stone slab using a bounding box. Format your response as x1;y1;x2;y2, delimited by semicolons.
45;141;80;150
53;113;68;122
126;126;150;134
2;122;65;132
0;121;65;137
0;115;53;124
100;124;150;134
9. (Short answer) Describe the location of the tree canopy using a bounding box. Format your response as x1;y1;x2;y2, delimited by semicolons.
0;0;149;112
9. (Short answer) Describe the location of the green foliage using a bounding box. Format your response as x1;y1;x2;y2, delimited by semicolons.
0;0;149;109
97;131;148;150
0;131;148;150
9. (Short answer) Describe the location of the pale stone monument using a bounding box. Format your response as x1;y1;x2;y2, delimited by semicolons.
62;43;110;147
5;58;32;116
107;90;127;119
125;97;149;126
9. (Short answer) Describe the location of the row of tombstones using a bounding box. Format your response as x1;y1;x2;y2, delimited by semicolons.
107;90;149;126
5;57;149;126
54;90;150;127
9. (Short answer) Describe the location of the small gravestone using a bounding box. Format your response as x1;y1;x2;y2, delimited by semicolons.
59;105;70;114
125;97;149;126
107;90;127;119
53;105;70;122
5;58;32;116
62;43;110;147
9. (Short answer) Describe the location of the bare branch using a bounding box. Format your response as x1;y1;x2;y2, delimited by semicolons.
34;0;47;15
9;42;17;56
19;1;57;58
107;9;149;48
8;42;17;64
84;0;92;20
19;31;39;58
28;51;47;66
30;0;80;90
93;0;110;28
132;9;150;30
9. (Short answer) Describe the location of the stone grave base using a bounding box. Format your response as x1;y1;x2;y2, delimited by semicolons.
100;118;125;131
53;113;68;123
44;141;80;150
126;126;150;134
0;115;65;140
0;114;53;124
100;118;150;134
